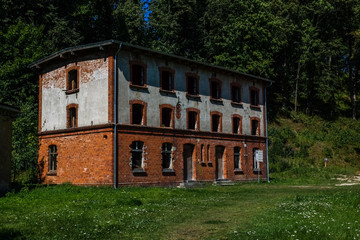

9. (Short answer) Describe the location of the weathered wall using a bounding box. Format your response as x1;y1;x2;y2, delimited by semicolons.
0;116;12;193
41;55;109;131
38;127;114;185
116;50;265;136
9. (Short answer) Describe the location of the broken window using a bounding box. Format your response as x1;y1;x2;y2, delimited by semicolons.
48;145;57;172
132;104;144;125
162;143;172;170
231;85;241;103
67;106;77;128
233;116;241;134
187;75;199;96
210;79;221;99
131;141;144;170
234;147;241;169
131;63;146;86
161;107;172;127
211;114;221;132
250;88;259;106
187;110;198;130
160;69;174;91
251;119;259;135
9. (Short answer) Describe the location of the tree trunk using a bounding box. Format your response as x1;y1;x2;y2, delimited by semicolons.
294;60;301;113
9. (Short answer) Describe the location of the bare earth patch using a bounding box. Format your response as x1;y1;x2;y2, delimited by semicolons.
335;172;360;186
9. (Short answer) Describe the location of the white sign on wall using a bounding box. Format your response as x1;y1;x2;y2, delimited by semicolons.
255;150;263;162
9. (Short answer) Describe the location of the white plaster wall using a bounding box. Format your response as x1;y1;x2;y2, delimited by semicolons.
116;51;266;136
41;60;108;131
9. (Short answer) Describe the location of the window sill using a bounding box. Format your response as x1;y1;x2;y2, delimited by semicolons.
65;89;79;95
231;102;243;107
162;168;175;173
46;171;57;176
159;89;176;95
210;98;223;104
133;168;146;173
253;168;261;173
130;84;148;91
250;105;261;110
234;168;243;173
186;94;201;101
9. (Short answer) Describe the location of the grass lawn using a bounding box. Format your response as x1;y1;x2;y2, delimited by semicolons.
1;183;359;240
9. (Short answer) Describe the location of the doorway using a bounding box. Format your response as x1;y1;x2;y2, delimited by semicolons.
183;144;194;181
215;145;225;180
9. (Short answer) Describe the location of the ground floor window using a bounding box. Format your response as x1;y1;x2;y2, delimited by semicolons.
162;143;173;171
48;145;57;172
131;141;144;170
234;147;241;170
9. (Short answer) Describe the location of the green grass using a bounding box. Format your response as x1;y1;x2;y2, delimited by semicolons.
1;183;360;240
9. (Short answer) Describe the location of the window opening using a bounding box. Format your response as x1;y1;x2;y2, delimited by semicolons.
212;114;220;132
250;89;259;106
131;141;144;170
207;144;210;162
233;117;240;134
201;144;204;163
188;111;197;130
162;143;172;170
211;81;221;99
68;70;77;90
187;76;198;95
48;145;57;172
234;147;241;169
161;70;173;91
251;119;259;135
69;107;77;128
231;85;241;103
161;108;172;127
132;64;145;86
132;104;143;125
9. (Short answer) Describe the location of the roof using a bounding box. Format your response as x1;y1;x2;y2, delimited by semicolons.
29;39;274;83
0;103;21;118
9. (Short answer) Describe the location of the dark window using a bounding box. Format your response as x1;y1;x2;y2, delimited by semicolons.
250;89;259;106
131;141;144;170
187;76;198;95
251;119;259;135
207;145;210;162
132;64;145;86
132;104;143;125
231;85;241;103
201;144;204;163
68;70;77;90
233;117;240;134
162;143;172;169
188;111;198;130
161;70;173;91
210;80;221;99
234;147;241;169
48;145;57;172
161;108;172;127
212;114;220;132
69;107;77;128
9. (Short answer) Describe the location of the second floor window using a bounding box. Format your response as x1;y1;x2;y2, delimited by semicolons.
132;104;144;125
130;61;147;87
160;67;174;91
161;107;172;127
211;112;222;132
187;110;199;130
67;104;78;128
233;116;241;134
250;87;259;106
231;84;241;103
210;79;221;100
251;119;259;135
186;74;199;96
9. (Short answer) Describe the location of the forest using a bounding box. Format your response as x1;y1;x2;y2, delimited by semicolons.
1;0;359;182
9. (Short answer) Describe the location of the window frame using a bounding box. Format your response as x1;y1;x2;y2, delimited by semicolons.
186;108;200;130
250;117;260;136
48;145;58;173
66;66;80;94
249;86;260;108
234;147;242;171
66;104;78;128
161;142;174;172
231;83;242;105
129;60;147;88
130;100;147;126
159;104;175;128
210;111;223;132
131;141;144;172
232;114;242;134
209;78;222;101
253;148;261;172
185;73;200;98
159;67;175;93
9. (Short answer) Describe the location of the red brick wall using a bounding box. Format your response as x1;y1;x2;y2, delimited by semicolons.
38;127;114;185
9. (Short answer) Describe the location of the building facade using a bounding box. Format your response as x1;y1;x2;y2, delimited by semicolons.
31;40;272;186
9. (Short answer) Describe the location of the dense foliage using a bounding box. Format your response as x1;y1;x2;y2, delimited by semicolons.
0;0;359;182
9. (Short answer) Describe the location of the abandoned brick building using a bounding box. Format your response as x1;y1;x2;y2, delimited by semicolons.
30;40;272;186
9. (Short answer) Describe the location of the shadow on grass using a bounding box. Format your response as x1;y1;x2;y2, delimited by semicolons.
0;228;23;240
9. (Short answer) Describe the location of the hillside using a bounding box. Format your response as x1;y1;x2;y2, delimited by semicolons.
268;113;360;183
